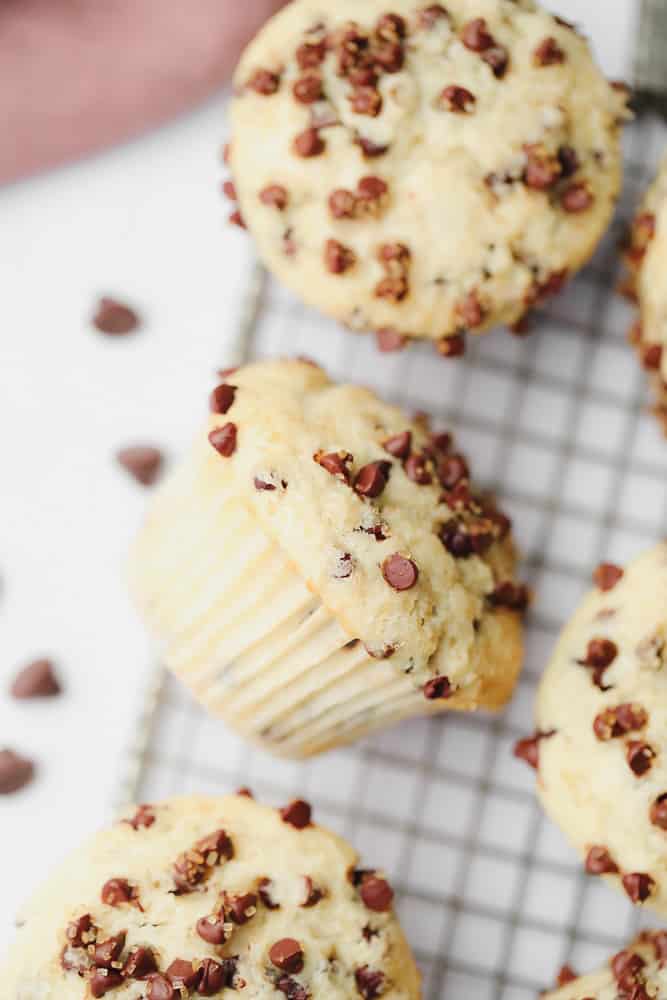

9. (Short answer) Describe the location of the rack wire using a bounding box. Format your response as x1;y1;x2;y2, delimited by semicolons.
119;115;667;998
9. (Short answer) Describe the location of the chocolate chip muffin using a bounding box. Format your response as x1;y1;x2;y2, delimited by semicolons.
516;546;667;917
543;932;667;999
130;359;525;757
624;155;667;432
227;0;628;355
2;794;422;999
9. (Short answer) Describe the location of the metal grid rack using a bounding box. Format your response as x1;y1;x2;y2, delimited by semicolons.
120;115;667;998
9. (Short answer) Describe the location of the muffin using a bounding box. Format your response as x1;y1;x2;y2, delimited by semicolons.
543;932;667;999
624;155;667;431
516;546;667;917
2;793;422;999
130;359;525;757
227;0;628;354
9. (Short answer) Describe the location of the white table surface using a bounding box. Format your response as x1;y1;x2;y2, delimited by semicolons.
0;1;639;949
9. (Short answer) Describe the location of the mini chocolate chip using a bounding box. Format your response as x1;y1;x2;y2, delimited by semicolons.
124;804;155;830
210;383;237;414
437;454;469;490
642;343;663;370
523;145;561;190
457;290;486;329
382;554;418;591
579;638;618;669
329;189;357;218
258;877;281;910
196;911;229;946
404;453;432;485
229;210;246;229
167;959;201;990
593;703;647;741
349;85;383;117
66;914;97;948
117;445;164;486
296;40;326;69
650;794;667;830
461;17;493;50
376;13;406;39
437;333;466;357
534;37;565;66
375;328;408;352
355;967;385;999
281;799;312;829
92;297;140;335
0;748;34;794
611;950;645;986
294;127;325;157
254;477;277;491
513;730;555;770
222;180;237;201
483;45;509;77
593;563;624;591
208;423;237;457
622;872;655;903
424;676;452;700
382;430;411;459
10;658;61;699
293;72;323;103
314;450;353;484
418;5;450;29
325;239;356;274
247;69;281;95
360;875;394;912
556;965;577;987
124;947;157;980
355;135;389;158
147;975;176;1000
585;845;619;875
488;582;530;612
90;970;124;997
227;891;258;924
627;740;655;776
440;85;476;113
561;182;594;213
101;878;137;908
357;176;388;202
301;876;324;907
270;938;304;974
260;185;289;211
94;932;126;968
198;958;229;995
354;462;391;499
276;976;309;1000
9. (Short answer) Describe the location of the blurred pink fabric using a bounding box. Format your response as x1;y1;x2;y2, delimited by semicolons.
0;0;286;185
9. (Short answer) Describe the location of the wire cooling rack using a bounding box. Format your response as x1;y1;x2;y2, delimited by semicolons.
119;115;667;999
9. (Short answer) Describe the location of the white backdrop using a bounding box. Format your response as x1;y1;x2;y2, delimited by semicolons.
0;0;639;946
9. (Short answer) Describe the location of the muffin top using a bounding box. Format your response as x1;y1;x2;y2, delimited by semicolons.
206;359;523;701
543;933;667;999
625;155;667;404
524;545;667;917
3;794;421;1000
229;0;627;349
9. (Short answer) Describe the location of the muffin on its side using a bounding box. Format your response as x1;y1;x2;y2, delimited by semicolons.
516;545;667;918
624;155;667;431
2;793;422;999
228;0;628;354
130;359;525;757
542;932;667;999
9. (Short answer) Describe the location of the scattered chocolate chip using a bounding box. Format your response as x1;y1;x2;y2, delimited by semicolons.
294;128;325;157
329;189;357;219
92;297;140;335
534;37;565;66
355;135;389;158
222;180;237;201
196;909;229;946
440;85;476;113
66;914;97;948
147;974;176;1000
437;453;469;490
418;5;450;29
301;876;324;907
355;967;385;999
561;182;594;213
523;144;561;190
375;328;408;352
482;45;509;77
382;430;411;459
585;845;619;875
457;290;486;329
210;383;237;414
382;554;418;591
254;477;277;491
276;976;309;1000
642;343;663;371
651;794;667;830
296;40;327;70
247;69;281;95
280;799;312;829
293;72;323;104
461;17;493;51
124;804;156;830
10;658;61;699
124;947;157;980
258;877;281;910
437;333;466;357
611;950;645;988
360;874;394;912
208;423;237;458
198;958;229;996
365;642;396;660
314;450;353;484
260;185;289;211
593;563;624;591
117;445;164;486
325;239;356;274
578;638;618;682
0;748;34;794
488;582;530;612
424;676;453;700
229;210;247;229
93;932;126;969
172;829;233;893
227;891;258;924
101;878;138;908
166;959;201;990
90;970;124;997
622;872;655;903
354;461;391;499
556;965;577;987
270;938;304;974
513;730;555;770
627;740;655;777
349;85;383;117
404;452;432;485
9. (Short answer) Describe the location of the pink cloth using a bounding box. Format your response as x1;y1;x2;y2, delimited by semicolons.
0;0;285;185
